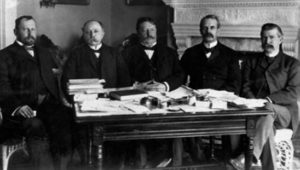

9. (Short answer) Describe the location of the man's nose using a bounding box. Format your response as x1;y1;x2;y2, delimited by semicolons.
89;32;94;37
266;38;272;44
28;30;33;36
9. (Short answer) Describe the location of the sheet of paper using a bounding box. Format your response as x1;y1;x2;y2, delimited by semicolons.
165;86;194;99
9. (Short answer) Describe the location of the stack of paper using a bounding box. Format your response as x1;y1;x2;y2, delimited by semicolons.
231;98;267;108
196;89;238;102
68;79;105;94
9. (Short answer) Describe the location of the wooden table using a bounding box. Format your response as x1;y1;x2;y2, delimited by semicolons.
75;106;273;170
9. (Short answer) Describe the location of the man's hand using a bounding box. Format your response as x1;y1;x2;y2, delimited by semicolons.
15;105;35;118
145;81;167;92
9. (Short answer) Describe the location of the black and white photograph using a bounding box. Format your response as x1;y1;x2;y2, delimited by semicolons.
0;0;300;170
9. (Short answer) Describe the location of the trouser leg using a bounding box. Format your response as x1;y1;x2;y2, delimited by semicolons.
253;114;274;159
260;137;277;170
38;105;73;170
23;118;54;170
253;103;291;170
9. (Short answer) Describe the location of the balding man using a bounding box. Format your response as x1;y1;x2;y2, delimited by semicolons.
64;20;130;88
63;20;131;169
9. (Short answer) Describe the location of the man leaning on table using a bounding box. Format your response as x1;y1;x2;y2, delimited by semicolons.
122;16;185;168
231;23;300;170
63;20;131;169
122;17;185;92
63;20;131;88
180;14;241;163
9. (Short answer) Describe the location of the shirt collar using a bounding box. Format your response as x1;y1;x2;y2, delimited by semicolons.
16;40;34;48
265;50;279;58
204;41;218;49
141;42;157;49
89;43;102;50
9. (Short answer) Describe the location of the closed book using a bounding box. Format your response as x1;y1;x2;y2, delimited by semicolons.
109;89;148;100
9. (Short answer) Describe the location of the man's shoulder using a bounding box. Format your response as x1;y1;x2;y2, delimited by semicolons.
217;42;236;54
0;43;18;53
281;52;300;66
185;43;202;52
71;43;88;52
0;43;20;59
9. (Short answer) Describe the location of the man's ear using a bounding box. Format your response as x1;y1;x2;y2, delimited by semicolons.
13;28;17;36
280;36;283;43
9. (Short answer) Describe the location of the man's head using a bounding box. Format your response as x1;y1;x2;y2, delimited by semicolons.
200;15;220;44
136;17;157;47
14;15;37;46
260;23;283;56
82;20;105;46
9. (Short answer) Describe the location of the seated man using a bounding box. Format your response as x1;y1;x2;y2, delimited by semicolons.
123;17;185;92
180;14;241;163
63;20;131;169
0;15;73;170
231;23;300;170
122;17;185;168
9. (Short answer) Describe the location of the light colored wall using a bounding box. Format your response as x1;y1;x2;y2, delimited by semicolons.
16;0;112;50
111;1;170;47
14;1;172;50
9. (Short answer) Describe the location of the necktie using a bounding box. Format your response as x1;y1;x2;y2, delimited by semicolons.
24;46;34;50
142;45;155;51
91;48;101;53
204;46;214;54
24;46;34;57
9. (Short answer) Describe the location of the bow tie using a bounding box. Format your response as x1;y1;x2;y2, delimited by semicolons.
91;48;101;53
142;45;156;50
204;46;214;53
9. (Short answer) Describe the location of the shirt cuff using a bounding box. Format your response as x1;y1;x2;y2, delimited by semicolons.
163;82;170;92
11;106;21;116
266;97;273;104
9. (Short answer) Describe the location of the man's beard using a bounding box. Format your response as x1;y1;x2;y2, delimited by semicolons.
23;36;36;46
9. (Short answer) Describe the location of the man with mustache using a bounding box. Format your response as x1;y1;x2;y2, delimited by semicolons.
123;17;184;92
0;15;73;170
231;23;300;170
181;14;240;93
64;20;130;88
63;20;131;169
180;14;241;163
122;17;185;168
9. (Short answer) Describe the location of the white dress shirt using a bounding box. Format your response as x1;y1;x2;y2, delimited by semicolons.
89;43;102;58
16;40;34;57
204;41;218;58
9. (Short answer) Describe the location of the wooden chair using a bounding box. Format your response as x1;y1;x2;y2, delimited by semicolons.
0;109;28;170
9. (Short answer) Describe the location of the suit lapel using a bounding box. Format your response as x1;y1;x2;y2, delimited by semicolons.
258;55;270;70
101;45;113;79
12;42;36;61
36;46;59;99
84;45;99;73
266;53;281;72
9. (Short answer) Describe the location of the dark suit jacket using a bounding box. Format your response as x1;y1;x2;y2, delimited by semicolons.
0;42;60;117
63;43;131;88
242;51;300;132
180;42;241;94
123;43;185;91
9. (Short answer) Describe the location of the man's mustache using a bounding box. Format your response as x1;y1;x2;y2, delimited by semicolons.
145;35;155;39
204;33;214;38
25;36;36;41
264;44;274;49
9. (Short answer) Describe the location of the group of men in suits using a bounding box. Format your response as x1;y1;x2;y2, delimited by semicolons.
0;13;299;170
